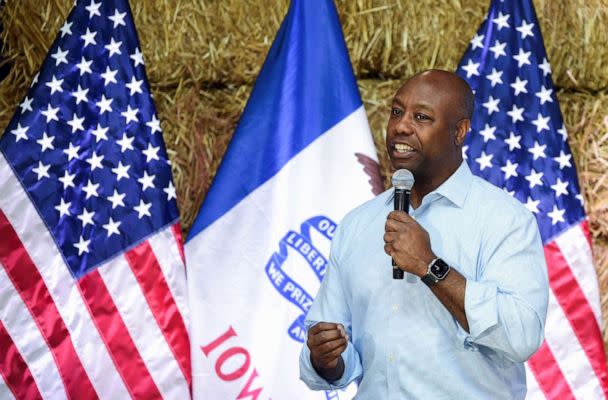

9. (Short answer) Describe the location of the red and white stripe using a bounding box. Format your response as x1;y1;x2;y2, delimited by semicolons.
0;153;191;398
526;221;608;399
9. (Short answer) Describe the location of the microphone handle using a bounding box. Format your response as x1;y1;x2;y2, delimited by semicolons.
392;188;410;279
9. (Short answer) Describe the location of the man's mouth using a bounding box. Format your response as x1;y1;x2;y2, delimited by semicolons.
394;143;415;153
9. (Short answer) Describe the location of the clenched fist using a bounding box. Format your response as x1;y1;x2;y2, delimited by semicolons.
307;322;349;382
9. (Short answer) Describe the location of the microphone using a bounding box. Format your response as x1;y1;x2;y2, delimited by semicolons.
391;169;415;280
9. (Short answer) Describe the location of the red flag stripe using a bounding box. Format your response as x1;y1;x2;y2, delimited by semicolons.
0;210;97;400
78;270;163;399
545;241;608;394
172;223;186;266
125;241;191;386
528;341;576;400
0;320;43;400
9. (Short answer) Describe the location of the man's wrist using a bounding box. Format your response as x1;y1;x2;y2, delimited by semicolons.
311;355;345;383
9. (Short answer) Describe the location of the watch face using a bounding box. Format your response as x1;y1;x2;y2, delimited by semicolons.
430;259;449;278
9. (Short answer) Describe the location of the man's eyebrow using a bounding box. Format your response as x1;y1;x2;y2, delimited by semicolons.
391;98;434;112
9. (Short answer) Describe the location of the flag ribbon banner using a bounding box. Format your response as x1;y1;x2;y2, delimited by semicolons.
457;0;608;398
0;0;190;398
186;0;381;398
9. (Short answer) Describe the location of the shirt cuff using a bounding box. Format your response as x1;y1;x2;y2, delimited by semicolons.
464;279;499;339
299;342;360;390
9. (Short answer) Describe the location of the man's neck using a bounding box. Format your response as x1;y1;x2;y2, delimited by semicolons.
410;161;462;208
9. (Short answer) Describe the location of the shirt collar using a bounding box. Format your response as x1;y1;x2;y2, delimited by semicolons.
428;161;473;208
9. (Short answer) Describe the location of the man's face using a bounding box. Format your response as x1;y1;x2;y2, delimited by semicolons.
385;74;461;180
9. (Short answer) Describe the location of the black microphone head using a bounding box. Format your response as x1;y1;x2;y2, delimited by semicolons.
392;169;414;191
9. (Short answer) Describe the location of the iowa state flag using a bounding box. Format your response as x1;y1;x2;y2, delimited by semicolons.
185;0;381;398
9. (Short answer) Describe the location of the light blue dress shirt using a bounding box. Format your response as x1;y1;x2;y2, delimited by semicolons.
299;162;549;399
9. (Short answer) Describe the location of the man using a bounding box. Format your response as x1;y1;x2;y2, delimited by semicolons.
299;70;549;399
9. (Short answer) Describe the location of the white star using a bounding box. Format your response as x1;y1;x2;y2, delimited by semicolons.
46;75;64;94
77;208;95;228
82;179;100;199
32;161;51;180
475;151;493;171
539;57;552;76
116;133;135;152
112;161;131;181
103;217;121;238
101;66;118;86
138;171;156;191
479;124;497;142
510;76;528;95
142;143;160;162
516;20;535;39
528;141;547;160
85;0;102;18
20;96;33;113
121;105;139;124
125;76;144;96
525;169;544;189
492;11;510;30
134;199;152;219
513;48;531;68
547;205;566;225
105;38;123;57
551;178;569;197
67;114;85;133
146;114;162;134
55;198;71;218
524;197;540;214
507;104;525;123
554;150;572;169
74;236;91;256
60;21;73;37
531;113;551;133
91;124;109;142
64;142;80;161
107;189;126;209
461;59;480;78
164;181;177;201
72;85;89;105
36;132;55;151
557;125;568;141
489;40;507;59
11;123;29;142
504;131;521;151
462;145;469;160
108;9;127;28
504;188;515;197
31;72;39;86
51;46;69;66
576;194;584;206
482;96;500;115
131;48;145;67
471;33;484;50
96;94;113;114
86;151;104;171
41;104;60;122
76;57;93;76
500;159;518;179
535;86;553;105
80;28;97;47
58;170;76;189
486;68;503;87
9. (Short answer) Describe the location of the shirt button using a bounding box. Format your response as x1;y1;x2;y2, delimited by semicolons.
392;304;399;311
388;355;395;362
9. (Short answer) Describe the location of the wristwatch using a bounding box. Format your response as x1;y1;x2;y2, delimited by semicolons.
421;258;451;286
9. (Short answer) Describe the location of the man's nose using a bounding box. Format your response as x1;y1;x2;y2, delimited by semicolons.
394;114;414;136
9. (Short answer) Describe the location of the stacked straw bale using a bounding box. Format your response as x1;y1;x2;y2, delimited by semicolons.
1;0;608;346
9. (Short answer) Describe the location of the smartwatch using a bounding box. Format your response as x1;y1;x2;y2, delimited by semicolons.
421;258;450;286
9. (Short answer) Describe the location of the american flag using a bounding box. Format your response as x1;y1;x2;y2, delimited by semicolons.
457;0;608;398
0;0;190;398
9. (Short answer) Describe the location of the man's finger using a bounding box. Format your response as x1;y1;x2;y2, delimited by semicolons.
309;322;341;335
318;343;347;361
387;210;415;223
309;329;344;346
313;337;348;357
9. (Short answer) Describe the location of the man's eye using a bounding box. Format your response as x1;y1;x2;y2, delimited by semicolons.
391;108;402;116
415;113;429;121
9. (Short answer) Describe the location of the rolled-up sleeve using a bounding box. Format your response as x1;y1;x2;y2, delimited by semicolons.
458;210;549;362
299;220;363;390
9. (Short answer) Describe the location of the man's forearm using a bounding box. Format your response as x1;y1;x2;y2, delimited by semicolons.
311;355;345;383
427;267;469;332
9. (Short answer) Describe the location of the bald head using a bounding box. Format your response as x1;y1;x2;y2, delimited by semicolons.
400;69;474;121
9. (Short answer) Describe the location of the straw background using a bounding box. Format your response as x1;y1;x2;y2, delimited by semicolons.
1;0;608;350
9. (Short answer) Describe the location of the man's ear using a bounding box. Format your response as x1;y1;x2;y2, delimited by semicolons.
455;118;471;146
